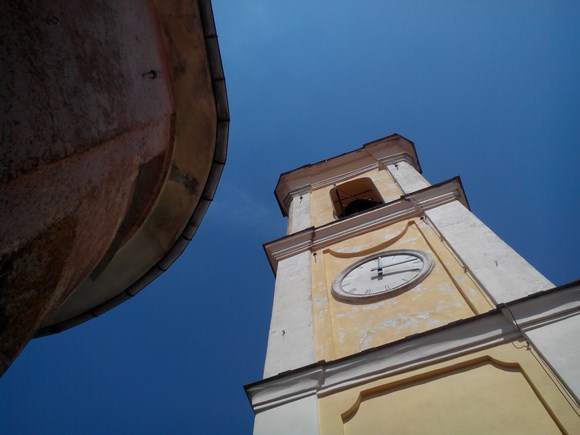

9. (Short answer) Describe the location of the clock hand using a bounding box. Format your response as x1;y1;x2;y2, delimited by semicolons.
373;256;384;274
370;267;421;280
371;257;417;272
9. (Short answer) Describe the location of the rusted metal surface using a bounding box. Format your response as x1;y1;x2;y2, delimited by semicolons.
0;0;183;374
37;0;228;334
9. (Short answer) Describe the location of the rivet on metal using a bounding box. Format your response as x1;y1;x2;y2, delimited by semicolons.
142;70;160;80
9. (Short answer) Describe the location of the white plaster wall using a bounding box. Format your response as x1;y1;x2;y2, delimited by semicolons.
253;395;319;435
387;161;430;193
426;201;554;303
264;251;314;377
287;192;312;234
527;314;580;401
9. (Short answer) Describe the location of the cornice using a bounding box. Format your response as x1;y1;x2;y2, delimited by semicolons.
265;177;467;273
275;134;420;216
308;153;417;192
279;154;416;215
245;281;580;413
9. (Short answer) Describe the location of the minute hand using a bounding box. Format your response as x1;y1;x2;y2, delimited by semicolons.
371;257;417;272
371;266;421;279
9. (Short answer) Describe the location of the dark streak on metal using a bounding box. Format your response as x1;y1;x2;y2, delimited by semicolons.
169;164;199;195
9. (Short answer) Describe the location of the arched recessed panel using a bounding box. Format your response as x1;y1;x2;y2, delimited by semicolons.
343;360;562;434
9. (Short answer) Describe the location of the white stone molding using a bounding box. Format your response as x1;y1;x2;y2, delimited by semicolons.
265;178;468;272
246;282;580;413
253;393;320;435
263;251;315;378
248;365;324;413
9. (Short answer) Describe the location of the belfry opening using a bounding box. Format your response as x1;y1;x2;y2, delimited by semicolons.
330;177;383;218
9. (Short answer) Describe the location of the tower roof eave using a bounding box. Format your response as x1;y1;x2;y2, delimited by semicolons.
274;133;421;217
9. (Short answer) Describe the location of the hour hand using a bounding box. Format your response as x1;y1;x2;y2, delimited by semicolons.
370;266;421;281
370;257;384;274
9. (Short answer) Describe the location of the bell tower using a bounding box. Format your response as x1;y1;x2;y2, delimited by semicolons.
246;134;580;434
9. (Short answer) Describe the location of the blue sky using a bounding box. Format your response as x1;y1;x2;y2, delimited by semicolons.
1;2;579;434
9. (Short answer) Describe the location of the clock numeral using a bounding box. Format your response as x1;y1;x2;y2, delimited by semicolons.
351;288;358;294
364;289;372;295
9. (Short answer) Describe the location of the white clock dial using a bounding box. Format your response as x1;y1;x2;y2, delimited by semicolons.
332;249;434;303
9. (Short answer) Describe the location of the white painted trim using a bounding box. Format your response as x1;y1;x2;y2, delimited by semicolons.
246;283;579;412
253;393;320;435
249;367;324;412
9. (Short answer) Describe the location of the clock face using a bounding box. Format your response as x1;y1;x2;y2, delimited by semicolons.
332;249;434;303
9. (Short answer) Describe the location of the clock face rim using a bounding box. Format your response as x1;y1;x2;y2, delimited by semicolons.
331;249;434;304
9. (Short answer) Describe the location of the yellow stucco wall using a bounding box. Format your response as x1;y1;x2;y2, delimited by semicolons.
318;341;580;434
310;168;402;227
311;218;493;361
301;166;579;434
